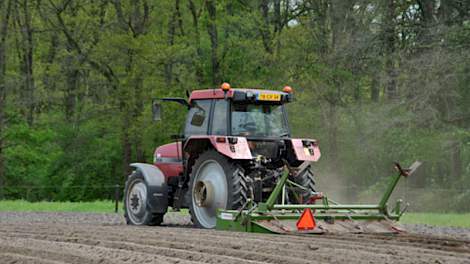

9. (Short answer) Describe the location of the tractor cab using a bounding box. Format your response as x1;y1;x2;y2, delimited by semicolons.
153;84;294;139
186;86;293;139
152;85;300;180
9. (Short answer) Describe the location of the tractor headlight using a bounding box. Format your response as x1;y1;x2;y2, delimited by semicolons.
153;153;161;163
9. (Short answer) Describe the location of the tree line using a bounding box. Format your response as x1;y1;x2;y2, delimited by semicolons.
0;0;468;211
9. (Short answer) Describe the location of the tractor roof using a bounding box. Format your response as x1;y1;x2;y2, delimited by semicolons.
189;88;292;104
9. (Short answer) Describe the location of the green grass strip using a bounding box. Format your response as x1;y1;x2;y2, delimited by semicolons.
401;213;470;228
1;201;469;228
0;200;115;213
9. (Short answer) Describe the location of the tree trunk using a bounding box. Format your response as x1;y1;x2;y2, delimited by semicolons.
384;0;397;100
418;0;436;25
273;0;282;54
16;0;35;125
133;78;145;163
370;72;380;102
417;0;436;48
164;0;179;87
0;0;12;199
42;34;58;111
450;140;462;185
64;53;79;122
188;0;204;84
205;0;220;85
436;161;446;186
121;47;133;174
130;51;145;163
273;0;281;33
327;0;344;171
221;2;233;67
436;0;453;24
259;0;273;54
114;0;151;172
122;116;132;176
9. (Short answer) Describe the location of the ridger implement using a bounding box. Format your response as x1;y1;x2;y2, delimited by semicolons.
123;83;421;235
216;161;421;234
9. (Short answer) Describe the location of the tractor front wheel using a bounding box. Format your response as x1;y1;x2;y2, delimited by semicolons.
189;150;247;229
124;171;164;226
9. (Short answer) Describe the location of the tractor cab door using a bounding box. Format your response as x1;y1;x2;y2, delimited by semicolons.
184;99;212;137
184;98;229;138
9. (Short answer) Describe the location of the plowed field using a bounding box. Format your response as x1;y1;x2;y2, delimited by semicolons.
0;212;469;264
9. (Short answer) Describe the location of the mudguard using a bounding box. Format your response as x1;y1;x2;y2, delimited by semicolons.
210;136;252;159
185;136;253;160
130;163;169;214
290;139;321;162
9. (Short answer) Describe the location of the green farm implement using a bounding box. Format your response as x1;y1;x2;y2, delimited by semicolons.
216;161;422;234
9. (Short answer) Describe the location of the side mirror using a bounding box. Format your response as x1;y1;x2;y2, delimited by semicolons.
152;102;161;121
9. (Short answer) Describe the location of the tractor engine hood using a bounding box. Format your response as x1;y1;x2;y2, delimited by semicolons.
154;142;182;163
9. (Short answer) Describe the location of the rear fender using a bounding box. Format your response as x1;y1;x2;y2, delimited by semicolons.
290;139;321;162
184;136;252;160
130;163;168;214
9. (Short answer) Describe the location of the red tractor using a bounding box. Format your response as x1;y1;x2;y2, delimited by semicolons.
124;84;320;229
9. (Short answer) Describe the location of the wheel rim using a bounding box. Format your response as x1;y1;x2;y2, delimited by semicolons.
192;159;228;228
194;180;215;207
127;180;147;225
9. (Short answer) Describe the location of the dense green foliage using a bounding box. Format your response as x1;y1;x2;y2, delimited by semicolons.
0;1;468;210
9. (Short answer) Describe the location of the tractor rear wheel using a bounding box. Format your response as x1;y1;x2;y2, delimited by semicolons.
289;165;316;203
189;150;247;229
124;171;164;226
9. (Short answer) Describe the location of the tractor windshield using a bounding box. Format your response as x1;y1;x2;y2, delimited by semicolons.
231;103;289;137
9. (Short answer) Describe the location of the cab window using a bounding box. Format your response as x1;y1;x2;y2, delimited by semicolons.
231;103;288;137
185;100;211;136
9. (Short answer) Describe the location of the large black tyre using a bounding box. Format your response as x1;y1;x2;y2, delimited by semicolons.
124;171;164;226
189;150;248;229
289;165;316;203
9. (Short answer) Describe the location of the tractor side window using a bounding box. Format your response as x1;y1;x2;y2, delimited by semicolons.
185;100;211;136
211;100;228;135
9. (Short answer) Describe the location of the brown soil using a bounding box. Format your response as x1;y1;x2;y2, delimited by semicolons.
0;212;469;264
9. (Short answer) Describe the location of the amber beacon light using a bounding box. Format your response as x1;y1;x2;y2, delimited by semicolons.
283;86;293;93
221;82;231;91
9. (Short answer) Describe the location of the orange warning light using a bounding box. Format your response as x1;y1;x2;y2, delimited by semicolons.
296;208;316;230
283;86;293;93
221;82;231;91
